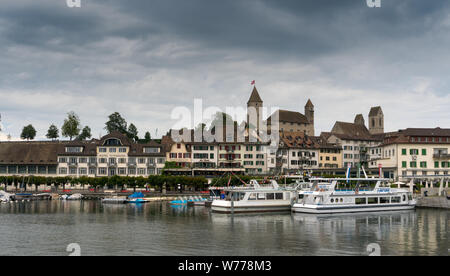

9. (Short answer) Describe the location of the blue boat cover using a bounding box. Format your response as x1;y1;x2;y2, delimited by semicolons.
128;192;144;198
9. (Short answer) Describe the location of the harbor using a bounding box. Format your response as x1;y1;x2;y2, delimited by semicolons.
0;200;447;256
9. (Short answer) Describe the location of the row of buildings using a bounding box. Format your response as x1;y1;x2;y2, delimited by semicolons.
0;87;449;181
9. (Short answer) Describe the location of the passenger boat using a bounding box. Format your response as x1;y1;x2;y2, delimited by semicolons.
292;178;416;214
211;180;298;214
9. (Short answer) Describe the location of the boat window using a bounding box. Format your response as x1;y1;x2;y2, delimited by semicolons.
408;194;412;201
368;197;378;204
248;193;257;200
380;197;390;204
275;193;283;200
239;193;245;201
298;194;304;200
402;195;406;202
330;198;334;203
355;198;366;204
340;198;344;203
266;193;275;200
257;193;266;200
391;197;401;203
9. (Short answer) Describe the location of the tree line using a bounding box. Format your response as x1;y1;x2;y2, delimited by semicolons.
14;111;153;143
0;175;208;192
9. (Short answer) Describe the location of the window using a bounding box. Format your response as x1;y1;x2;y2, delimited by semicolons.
391;197;401;203
355;198;366;204
144;147;159;153
99;148;107;153
266;193;275;200
65;147;83;153
79;168;87;175
275;193;283;200
420;162;427;168
410;161;417;168
98;168;107;175
435;161;439;168
368;197;378;204
109;148;116;153
402;149;407;155
380;197;390;204
119;148;127;153
422;149;427;155
402;161;407;168
138;168;146;175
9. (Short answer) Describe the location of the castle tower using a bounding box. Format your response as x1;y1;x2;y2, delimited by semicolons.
305;99;315;136
354;114;365;126
247;86;263;133
368;106;384;134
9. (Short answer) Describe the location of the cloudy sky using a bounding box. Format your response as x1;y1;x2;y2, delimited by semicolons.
0;0;449;140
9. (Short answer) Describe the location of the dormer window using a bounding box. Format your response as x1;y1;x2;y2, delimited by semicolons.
144;147;159;153
103;138;122;146
65;147;83;153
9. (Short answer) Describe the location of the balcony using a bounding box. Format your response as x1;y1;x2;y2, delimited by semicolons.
433;153;450;159
127;161;137;166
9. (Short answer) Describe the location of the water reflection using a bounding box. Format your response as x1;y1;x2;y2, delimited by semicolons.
0;201;447;256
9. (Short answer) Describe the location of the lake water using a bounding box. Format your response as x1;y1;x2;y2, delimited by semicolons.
0;201;447;256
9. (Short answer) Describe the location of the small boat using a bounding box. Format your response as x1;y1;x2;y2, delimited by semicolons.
102;196;128;204
292;177;416;214
211;180;298;214
0;191;14;203
126;192;149;204
67;193;83;200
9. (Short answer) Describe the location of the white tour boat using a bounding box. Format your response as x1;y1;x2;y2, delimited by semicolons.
211;180;298;213
292;178;416;214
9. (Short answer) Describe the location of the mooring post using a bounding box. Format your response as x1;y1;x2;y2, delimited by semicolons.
231;191;234;215
439;178;444;196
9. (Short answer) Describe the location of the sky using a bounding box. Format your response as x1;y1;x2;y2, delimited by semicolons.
0;0;449;141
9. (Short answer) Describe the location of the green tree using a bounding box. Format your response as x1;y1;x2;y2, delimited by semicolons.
127;123;138;142
105;112;127;134
144;131;151;143
62;111;81;140
77;126;92;140
46;124;59;140
21;124;37;140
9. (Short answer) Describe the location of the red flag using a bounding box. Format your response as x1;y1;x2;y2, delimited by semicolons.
251;80;255;85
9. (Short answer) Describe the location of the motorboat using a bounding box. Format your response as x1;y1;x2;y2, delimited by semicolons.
102;196;128;204
0;191;14;203
169;196;207;206
292;178;416;214
211;180;298;214
126;192;149;204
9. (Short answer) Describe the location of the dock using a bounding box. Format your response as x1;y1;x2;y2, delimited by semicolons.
416;197;449;209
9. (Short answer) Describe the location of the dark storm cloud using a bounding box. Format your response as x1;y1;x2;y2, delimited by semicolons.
0;0;449;140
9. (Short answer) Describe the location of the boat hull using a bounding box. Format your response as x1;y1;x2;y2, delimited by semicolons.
211;201;292;214
292;204;416;214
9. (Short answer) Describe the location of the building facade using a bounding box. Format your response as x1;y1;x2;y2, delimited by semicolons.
0;132;166;178
369;128;450;180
